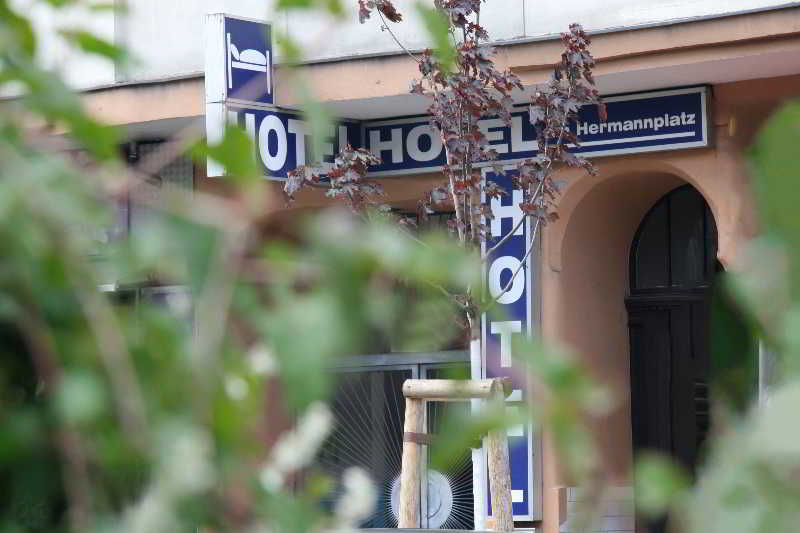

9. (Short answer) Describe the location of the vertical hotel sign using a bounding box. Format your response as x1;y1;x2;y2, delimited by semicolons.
482;168;538;520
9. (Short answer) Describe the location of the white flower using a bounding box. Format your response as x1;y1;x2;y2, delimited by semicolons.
224;374;249;401
248;344;278;376
258;467;284;492
334;467;376;528
159;424;215;495
259;402;333;492
126;488;176;533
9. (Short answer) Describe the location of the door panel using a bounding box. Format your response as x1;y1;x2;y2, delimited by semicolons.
670;304;697;470
628;294;711;533
629;306;672;455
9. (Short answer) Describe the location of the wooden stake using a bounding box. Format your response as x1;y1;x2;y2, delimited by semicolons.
487;382;514;532
398;397;424;528
397;378;515;531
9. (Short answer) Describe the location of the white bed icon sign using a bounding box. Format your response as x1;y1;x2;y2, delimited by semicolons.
226;31;271;94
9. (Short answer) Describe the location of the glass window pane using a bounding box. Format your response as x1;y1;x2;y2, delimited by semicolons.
130;142;194;235
425;365;474;530
319;369;411;528
669;188;706;287
634;200;669;289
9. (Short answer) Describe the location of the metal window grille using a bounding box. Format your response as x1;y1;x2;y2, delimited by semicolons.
129;141;194;234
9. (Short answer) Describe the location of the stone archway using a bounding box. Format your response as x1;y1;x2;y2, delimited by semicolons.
536;150;761;533
544;170;691;483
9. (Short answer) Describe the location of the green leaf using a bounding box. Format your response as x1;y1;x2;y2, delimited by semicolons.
89;1;127;13
192;124;260;182
635;453;690;517
300;95;334;168
43;0;78;6
276;0;345;17
59;29;129;64
277;0;315;7
11;62;119;159
710;276;759;412
429;399;526;471
749;101;800;298
275;30;304;67
0;1;37;57
55;370;107;425
415;2;455;73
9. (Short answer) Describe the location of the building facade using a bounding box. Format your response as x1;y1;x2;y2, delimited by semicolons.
33;0;800;531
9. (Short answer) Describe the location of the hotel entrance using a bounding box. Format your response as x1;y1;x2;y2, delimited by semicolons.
627;185;718;532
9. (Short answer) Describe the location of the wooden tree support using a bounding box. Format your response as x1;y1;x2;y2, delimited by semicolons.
398;378;514;532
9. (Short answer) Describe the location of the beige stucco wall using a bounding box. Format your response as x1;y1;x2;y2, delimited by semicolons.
535;73;799;532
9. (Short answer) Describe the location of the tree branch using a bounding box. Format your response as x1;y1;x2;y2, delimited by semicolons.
190;222;251;419
482;179;546;261
25;196;150;452
378;10;421;64
17;298;93;532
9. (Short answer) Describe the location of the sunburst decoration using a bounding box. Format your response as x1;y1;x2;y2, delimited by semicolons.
317;367;474;529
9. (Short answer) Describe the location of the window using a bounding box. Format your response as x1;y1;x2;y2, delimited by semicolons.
318;351;474;529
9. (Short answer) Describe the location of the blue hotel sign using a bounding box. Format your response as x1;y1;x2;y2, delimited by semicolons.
211;86;708;179
225;105;362;178
364;86;709;175
223;16;273;106
205;13;278;177
207;14;708;180
482;168;537;520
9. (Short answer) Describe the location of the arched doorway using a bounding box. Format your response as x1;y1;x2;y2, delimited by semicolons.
627;184;718;531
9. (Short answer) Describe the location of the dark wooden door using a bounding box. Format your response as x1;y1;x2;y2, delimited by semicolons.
627;291;711;472
627;185;717;533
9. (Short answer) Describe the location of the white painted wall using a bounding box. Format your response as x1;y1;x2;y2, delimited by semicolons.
15;0;797;90
12;0;116;89
522;0;796;37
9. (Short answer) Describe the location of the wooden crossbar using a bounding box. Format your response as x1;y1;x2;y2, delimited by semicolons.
402;377;513;401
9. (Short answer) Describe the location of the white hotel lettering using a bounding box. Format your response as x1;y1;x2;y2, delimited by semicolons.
576;112;697;135
487;191;525;366
368;117;522;163
259;114;287;171
367;111;700;166
406;124;442;162
238;111;352;172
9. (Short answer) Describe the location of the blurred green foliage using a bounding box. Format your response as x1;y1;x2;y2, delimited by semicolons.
2;1;800;532
0;3;493;528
